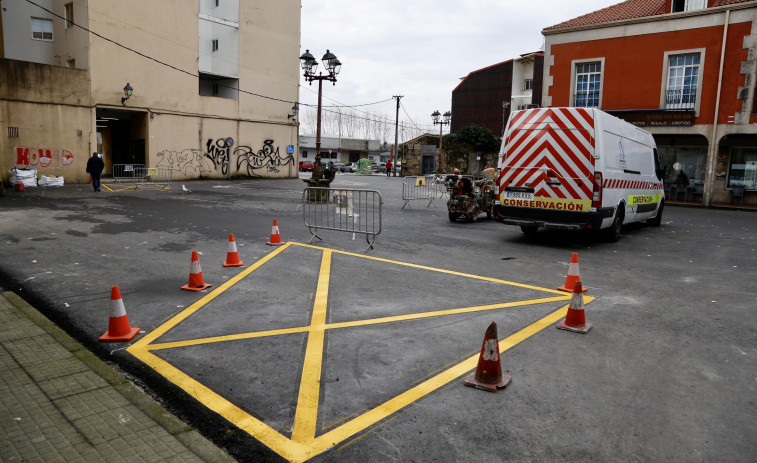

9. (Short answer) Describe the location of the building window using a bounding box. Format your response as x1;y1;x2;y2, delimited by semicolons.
212;82;219;95
212;39;219;52
672;0;705;12
665;53;700;109
64;3;74;29
728;148;757;190
659;146;707;189
574;62;601;108
31;18;53;40
524;79;533;91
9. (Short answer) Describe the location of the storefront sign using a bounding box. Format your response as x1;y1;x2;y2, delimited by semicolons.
608;110;695;127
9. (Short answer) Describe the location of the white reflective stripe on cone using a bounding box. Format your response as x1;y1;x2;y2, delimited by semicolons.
228;241;238;252
109;298;127;318
567;261;579;275
569;291;584;311
190;259;201;274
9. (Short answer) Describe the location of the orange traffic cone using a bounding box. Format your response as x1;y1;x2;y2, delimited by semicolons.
99;286;140;342
181;250;212;291
557;280;592;333
464;322;512;392
266;219;283;246
558;252;588;293
222;233;244;267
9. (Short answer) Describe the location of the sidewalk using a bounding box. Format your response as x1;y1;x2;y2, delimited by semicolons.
0;292;236;463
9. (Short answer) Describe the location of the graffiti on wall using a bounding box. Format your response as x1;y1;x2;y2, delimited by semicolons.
205;138;229;176
156;149;214;176
15;147;74;168
156;138;293;177
235;139;294;175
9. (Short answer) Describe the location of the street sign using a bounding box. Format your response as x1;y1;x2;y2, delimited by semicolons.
288;145;294;154
226;137;234;147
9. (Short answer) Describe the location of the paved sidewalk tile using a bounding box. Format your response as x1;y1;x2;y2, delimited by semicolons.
0;292;236;463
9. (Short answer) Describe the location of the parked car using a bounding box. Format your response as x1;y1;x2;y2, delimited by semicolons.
333;162;346;172
348;162;357;172
299;161;314;172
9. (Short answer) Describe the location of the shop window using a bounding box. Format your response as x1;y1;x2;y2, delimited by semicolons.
658;146;707;186
728;148;757;190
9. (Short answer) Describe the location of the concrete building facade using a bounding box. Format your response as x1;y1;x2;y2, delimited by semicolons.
542;0;757;206
1;0;300;184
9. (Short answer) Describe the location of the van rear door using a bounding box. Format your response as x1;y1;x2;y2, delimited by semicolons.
499;108;596;212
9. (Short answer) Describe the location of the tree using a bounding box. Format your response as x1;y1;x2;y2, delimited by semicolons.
443;125;501;173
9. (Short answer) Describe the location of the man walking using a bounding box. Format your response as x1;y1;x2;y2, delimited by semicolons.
86;152;104;192
385;159;392;178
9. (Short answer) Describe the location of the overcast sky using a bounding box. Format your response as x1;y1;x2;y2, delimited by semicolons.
299;0;615;140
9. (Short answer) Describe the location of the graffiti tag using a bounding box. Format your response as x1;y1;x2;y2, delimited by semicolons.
156;149;213;176
15;147;74;168
205;139;229;176
235;139;294;176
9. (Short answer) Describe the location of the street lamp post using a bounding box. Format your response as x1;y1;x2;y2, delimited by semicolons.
432;110;451;172
300;49;341;181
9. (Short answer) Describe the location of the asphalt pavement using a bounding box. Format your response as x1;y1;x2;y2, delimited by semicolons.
1;172;756;462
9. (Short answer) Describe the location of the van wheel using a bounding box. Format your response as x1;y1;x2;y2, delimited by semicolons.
520;225;538;235
448;212;461;222
647;201;664;227
605;208;624;242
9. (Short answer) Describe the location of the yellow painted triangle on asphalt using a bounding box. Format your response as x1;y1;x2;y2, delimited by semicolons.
127;242;593;463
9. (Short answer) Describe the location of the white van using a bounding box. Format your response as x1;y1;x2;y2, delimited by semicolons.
493;107;664;241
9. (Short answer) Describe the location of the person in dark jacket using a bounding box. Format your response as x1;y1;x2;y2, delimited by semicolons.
86;152;105;192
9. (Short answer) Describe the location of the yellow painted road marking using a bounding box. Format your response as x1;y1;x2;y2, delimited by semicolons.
292;249;331;443
127;242;593;463
101;183;171;192
145;296;568;351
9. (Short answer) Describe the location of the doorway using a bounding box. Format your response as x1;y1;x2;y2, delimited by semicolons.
96;108;148;174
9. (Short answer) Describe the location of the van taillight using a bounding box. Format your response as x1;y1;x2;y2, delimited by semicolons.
592;172;603;208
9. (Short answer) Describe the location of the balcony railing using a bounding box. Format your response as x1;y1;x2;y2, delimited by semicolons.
665;88;696;109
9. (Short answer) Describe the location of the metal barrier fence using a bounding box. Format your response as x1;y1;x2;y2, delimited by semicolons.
111;164;145;183
134;167;172;190
302;188;382;252
401;175;437;209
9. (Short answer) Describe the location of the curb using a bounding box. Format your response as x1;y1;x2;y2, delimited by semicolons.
2;291;236;463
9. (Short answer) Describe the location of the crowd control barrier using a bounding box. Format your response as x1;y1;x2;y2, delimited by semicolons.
302;187;382;252
133;167;173;190
111;164;145;183
401;176;437;209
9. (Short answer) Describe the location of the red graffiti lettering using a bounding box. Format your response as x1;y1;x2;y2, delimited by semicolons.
13;146;75;168
61;150;74;165
39;149;52;167
16;147;31;165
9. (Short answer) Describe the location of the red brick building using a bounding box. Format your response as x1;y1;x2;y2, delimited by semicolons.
451;52;544;136
542;0;756;205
